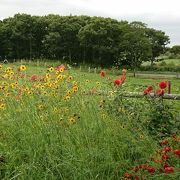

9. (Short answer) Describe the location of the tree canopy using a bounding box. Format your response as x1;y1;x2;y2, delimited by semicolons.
0;13;170;68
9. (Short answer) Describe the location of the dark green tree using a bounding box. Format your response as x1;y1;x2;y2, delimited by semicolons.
146;28;170;65
120;26;152;76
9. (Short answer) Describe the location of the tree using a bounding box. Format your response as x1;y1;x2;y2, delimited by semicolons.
146;28;170;65
170;45;180;55
120;25;152;76
0;14;170;67
78;17;126;66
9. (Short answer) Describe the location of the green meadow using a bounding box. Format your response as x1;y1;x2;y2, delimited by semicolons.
0;63;180;180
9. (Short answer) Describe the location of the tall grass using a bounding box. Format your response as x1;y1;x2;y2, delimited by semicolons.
0;64;179;179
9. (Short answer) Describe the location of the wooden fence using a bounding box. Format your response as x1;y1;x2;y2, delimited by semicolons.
88;91;180;100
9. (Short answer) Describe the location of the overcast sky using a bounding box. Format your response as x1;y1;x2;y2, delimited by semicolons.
0;0;180;46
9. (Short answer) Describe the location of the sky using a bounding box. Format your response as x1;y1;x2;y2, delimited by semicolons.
0;0;180;46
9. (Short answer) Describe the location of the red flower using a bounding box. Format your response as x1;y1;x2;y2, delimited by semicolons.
156;89;164;96
163;163;169;169
29;75;38;82
152;159;159;163
133;166;139;172
147;85;153;91
171;133;176;138
123;172;132;178
159;81;167;89
173;149;180;158
164;166;174;173
144;88;150;96
162;154;168;160
100;70;105;77
139;164;148;169
56;64;65;70
120;75;125;84
162;140;168;145
114;79;121;86
146;166;155;174
164;147;171;153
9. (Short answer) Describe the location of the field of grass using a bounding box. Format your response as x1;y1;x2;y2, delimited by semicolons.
142;59;180;66
0;63;180;179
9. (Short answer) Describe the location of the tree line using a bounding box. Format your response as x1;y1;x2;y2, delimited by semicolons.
0;13;170;69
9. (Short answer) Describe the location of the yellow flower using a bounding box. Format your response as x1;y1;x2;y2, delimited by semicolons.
14;82;19;86
6;67;13;73
72;81;77;86
59;68;64;73
40;85;45;90
0;103;5;110
72;86;78;92
48;67;54;72
9;71;14;76
37;104;44;110
28;91;33;95
56;75;63;80
100;99;105;103
5;93;10;97
11;83;16;89
96;82;100;85
18;65;26;71
102;114;107;119
65;95;70;101
42;91;48;96
53;107;59;113
45;73;50;79
66;90;71;96
69;117;76;124
67;76;73;81
57;118;64;124
64;107;69;112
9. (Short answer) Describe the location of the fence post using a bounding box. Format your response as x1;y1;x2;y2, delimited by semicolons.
37;60;39;66
176;73;179;79
168;81;171;94
94;68;97;74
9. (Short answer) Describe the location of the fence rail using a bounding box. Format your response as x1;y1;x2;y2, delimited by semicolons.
88;91;180;100
122;92;180;100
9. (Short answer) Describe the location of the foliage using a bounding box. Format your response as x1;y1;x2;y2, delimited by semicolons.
170;45;180;55
0;14;170;70
146;28;170;65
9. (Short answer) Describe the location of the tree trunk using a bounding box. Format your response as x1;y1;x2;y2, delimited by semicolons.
83;48;86;64
29;38;32;60
151;59;154;67
98;50;101;65
92;48;94;63
133;68;136;77
68;49;71;63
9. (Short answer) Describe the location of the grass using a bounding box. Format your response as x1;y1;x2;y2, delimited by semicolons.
0;63;180;179
142;59;180;66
